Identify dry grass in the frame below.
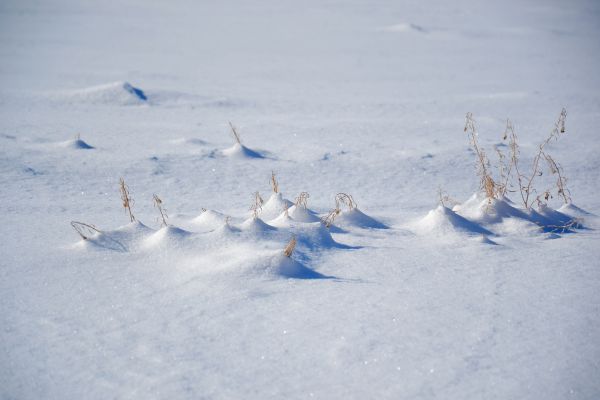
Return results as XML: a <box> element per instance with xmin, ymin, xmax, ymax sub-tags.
<box><xmin>153</xmin><ymin>194</ymin><xmax>169</xmax><ymax>227</ymax></box>
<box><xmin>465</xmin><ymin>113</ymin><xmax>496</xmax><ymax>199</ymax></box>
<box><xmin>70</xmin><ymin>221</ymin><xmax>101</xmax><ymax>240</ymax></box>
<box><xmin>295</xmin><ymin>192</ymin><xmax>310</xmax><ymax>208</ymax></box>
<box><xmin>119</xmin><ymin>177</ymin><xmax>135</xmax><ymax>222</ymax></box>
<box><xmin>283</xmin><ymin>235</ymin><xmax>297</xmax><ymax>257</ymax></box>
<box><xmin>466</xmin><ymin>109</ymin><xmax>570</xmax><ymax>209</ymax></box>
<box><xmin>250</xmin><ymin>191</ymin><xmax>264</xmax><ymax>219</ymax></box>
<box><xmin>270</xmin><ymin>171</ymin><xmax>279</xmax><ymax>193</ymax></box>
<box><xmin>321</xmin><ymin>193</ymin><xmax>356</xmax><ymax>227</ymax></box>
<box><xmin>508</xmin><ymin>108</ymin><xmax>569</xmax><ymax>209</ymax></box>
<box><xmin>228</xmin><ymin>121</ymin><xmax>241</xmax><ymax>144</ymax></box>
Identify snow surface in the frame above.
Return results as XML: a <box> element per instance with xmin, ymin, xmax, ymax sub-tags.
<box><xmin>1</xmin><ymin>0</ymin><xmax>600</xmax><ymax>399</ymax></box>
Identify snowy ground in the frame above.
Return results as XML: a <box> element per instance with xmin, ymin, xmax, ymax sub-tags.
<box><xmin>1</xmin><ymin>0</ymin><xmax>600</xmax><ymax>399</ymax></box>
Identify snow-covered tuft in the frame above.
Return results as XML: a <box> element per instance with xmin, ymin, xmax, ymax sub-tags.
<box><xmin>59</xmin><ymin>138</ymin><xmax>95</xmax><ymax>149</ymax></box>
<box><xmin>222</xmin><ymin>142</ymin><xmax>265</xmax><ymax>159</ymax></box>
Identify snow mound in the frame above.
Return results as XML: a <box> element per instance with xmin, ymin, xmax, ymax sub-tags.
<box><xmin>81</xmin><ymin>221</ymin><xmax>153</xmax><ymax>252</ymax></box>
<box><xmin>261</xmin><ymin>193</ymin><xmax>293</xmax><ymax>221</ymax></box>
<box><xmin>170</xmin><ymin>137</ymin><xmax>207</xmax><ymax>146</ymax></box>
<box><xmin>288</xmin><ymin>205</ymin><xmax>321</xmax><ymax>223</ymax></box>
<box><xmin>379</xmin><ymin>22</ymin><xmax>428</xmax><ymax>33</ymax></box>
<box><xmin>557</xmin><ymin>203</ymin><xmax>594</xmax><ymax>218</ymax></box>
<box><xmin>209</xmin><ymin>222</ymin><xmax>241</xmax><ymax>238</ymax></box>
<box><xmin>293</xmin><ymin>222</ymin><xmax>351</xmax><ymax>250</ymax></box>
<box><xmin>60</xmin><ymin>81</ymin><xmax>147</xmax><ymax>105</ymax></box>
<box><xmin>453</xmin><ymin>194</ymin><xmax>529</xmax><ymax>225</ymax></box>
<box><xmin>142</xmin><ymin>226</ymin><xmax>192</xmax><ymax>249</ymax></box>
<box><xmin>261</xmin><ymin>253</ymin><xmax>330</xmax><ymax>279</ymax></box>
<box><xmin>240</xmin><ymin>217</ymin><xmax>277</xmax><ymax>233</ymax></box>
<box><xmin>333</xmin><ymin>208</ymin><xmax>388</xmax><ymax>229</ymax></box>
<box><xmin>269</xmin><ymin>211</ymin><xmax>294</xmax><ymax>228</ymax></box>
<box><xmin>190</xmin><ymin>209</ymin><xmax>228</xmax><ymax>231</ymax></box>
<box><xmin>222</xmin><ymin>142</ymin><xmax>265</xmax><ymax>159</ymax></box>
<box><xmin>454</xmin><ymin>193</ymin><xmax>581</xmax><ymax>233</ymax></box>
<box><xmin>414</xmin><ymin>205</ymin><xmax>494</xmax><ymax>236</ymax></box>
<box><xmin>59</xmin><ymin>138</ymin><xmax>94</xmax><ymax>149</ymax></box>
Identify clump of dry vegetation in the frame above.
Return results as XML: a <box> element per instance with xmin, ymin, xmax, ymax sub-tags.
<box><xmin>119</xmin><ymin>177</ymin><xmax>136</xmax><ymax>222</ymax></box>
<box><xmin>321</xmin><ymin>193</ymin><xmax>356</xmax><ymax>228</ymax></box>
<box><xmin>465</xmin><ymin>109</ymin><xmax>571</xmax><ymax>210</ymax></box>
<box><xmin>283</xmin><ymin>235</ymin><xmax>297</xmax><ymax>257</ymax></box>
<box><xmin>295</xmin><ymin>192</ymin><xmax>310</xmax><ymax>208</ymax></box>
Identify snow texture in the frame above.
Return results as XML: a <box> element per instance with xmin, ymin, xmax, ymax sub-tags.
<box><xmin>1</xmin><ymin>0</ymin><xmax>600</xmax><ymax>399</ymax></box>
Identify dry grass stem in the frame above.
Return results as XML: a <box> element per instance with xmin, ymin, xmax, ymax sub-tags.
<box><xmin>283</xmin><ymin>235</ymin><xmax>297</xmax><ymax>257</ymax></box>
<box><xmin>228</xmin><ymin>121</ymin><xmax>241</xmax><ymax>144</ymax></box>
<box><xmin>119</xmin><ymin>177</ymin><xmax>135</xmax><ymax>222</ymax></box>
<box><xmin>153</xmin><ymin>194</ymin><xmax>169</xmax><ymax>227</ymax></box>
<box><xmin>70</xmin><ymin>221</ymin><xmax>101</xmax><ymax>240</ymax></box>
<box><xmin>465</xmin><ymin>113</ymin><xmax>496</xmax><ymax>199</ymax></box>
<box><xmin>250</xmin><ymin>191</ymin><xmax>263</xmax><ymax>219</ymax></box>
<box><xmin>270</xmin><ymin>171</ymin><xmax>279</xmax><ymax>193</ymax></box>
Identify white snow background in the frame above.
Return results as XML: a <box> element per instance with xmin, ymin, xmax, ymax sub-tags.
<box><xmin>1</xmin><ymin>0</ymin><xmax>600</xmax><ymax>399</ymax></box>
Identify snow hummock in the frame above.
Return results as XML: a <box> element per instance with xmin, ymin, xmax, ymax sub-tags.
<box><xmin>58</xmin><ymin>81</ymin><xmax>148</xmax><ymax>105</ymax></box>
<box><xmin>261</xmin><ymin>252</ymin><xmax>330</xmax><ymax>279</ymax></box>
<box><xmin>190</xmin><ymin>209</ymin><xmax>228</xmax><ymax>231</ymax></box>
<box><xmin>261</xmin><ymin>192</ymin><xmax>293</xmax><ymax>221</ymax></box>
<box><xmin>453</xmin><ymin>193</ymin><xmax>582</xmax><ymax>233</ymax></box>
<box><xmin>333</xmin><ymin>208</ymin><xmax>388</xmax><ymax>229</ymax></box>
<box><xmin>222</xmin><ymin>142</ymin><xmax>265</xmax><ymax>159</ymax></box>
<box><xmin>59</xmin><ymin>137</ymin><xmax>95</xmax><ymax>149</ymax></box>
<box><xmin>240</xmin><ymin>217</ymin><xmax>277</xmax><ymax>233</ymax></box>
<box><xmin>413</xmin><ymin>205</ymin><xmax>494</xmax><ymax>236</ymax></box>
<box><xmin>287</xmin><ymin>205</ymin><xmax>321</xmax><ymax>223</ymax></box>
<box><xmin>558</xmin><ymin>202</ymin><xmax>595</xmax><ymax>219</ymax></box>
<box><xmin>79</xmin><ymin>221</ymin><xmax>153</xmax><ymax>252</ymax></box>
<box><xmin>142</xmin><ymin>226</ymin><xmax>192</xmax><ymax>249</ymax></box>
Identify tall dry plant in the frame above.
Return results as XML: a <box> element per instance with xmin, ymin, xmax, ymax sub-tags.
<box><xmin>465</xmin><ymin>113</ymin><xmax>496</xmax><ymax>199</ymax></box>
<box><xmin>119</xmin><ymin>177</ymin><xmax>135</xmax><ymax>222</ymax></box>
<box><xmin>509</xmin><ymin>108</ymin><xmax>569</xmax><ymax>209</ymax></box>
<box><xmin>153</xmin><ymin>194</ymin><xmax>169</xmax><ymax>227</ymax></box>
